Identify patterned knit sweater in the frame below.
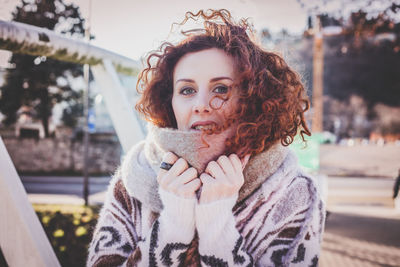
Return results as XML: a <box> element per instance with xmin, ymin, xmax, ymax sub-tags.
<box><xmin>87</xmin><ymin>126</ymin><xmax>325</xmax><ymax>266</ymax></box>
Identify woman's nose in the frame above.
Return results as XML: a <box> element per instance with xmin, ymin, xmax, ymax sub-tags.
<box><xmin>193</xmin><ymin>94</ymin><xmax>211</xmax><ymax>113</ymax></box>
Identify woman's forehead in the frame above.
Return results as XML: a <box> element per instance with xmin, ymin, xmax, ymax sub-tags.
<box><xmin>173</xmin><ymin>48</ymin><xmax>235</xmax><ymax>82</ymax></box>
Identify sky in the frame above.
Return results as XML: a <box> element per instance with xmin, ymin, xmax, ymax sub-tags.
<box><xmin>0</xmin><ymin>0</ymin><xmax>308</xmax><ymax>61</ymax></box>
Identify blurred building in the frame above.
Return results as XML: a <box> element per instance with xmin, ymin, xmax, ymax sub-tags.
<box><xmin>15</xmin><ymin>105</ymin><xmax>56</xmax><ymax>139</ymax></box>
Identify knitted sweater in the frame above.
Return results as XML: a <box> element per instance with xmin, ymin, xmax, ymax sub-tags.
<box><xmin>87</xmin><ymin>126</ymin><xmax>325</xmax><ymax>266</ymax></box>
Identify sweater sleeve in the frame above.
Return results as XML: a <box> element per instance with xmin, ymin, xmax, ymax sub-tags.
<box><xmin>195</xmin><ymin>176</ymin><xmax>325</xmax><ymax>267</ymax></box>
<box><xmin>87</xmin><ymin>176</ymin><xmax>197</xmax><ymax>267</ymax></box>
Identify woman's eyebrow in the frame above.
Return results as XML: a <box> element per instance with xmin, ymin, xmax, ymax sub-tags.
<box><xmin>175</xmin><ymin>78</ymin><xmax>194</xmax><ymax>85</ymax></box>
<box><xmin>210</xmin><ymin>76</ymin><xmax>233</xmax><ymax>82</ymax></box>
<box><xmin>175</xmin><ymin>76</ymin><xmax>233</xmax><ymax>85</ymax></box>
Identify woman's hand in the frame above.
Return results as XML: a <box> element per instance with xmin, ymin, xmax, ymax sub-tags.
<box><xmin>199</xmin><ymin>154</ymin><xmax>250</xmax><ymax>204</ymax></box>
<box><xmin>157</xmin><ymin>152</ymin><xmax>202</xmax><ymax>199</ymax></box>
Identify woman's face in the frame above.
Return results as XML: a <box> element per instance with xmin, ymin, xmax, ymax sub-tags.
<box><xmin>172</xmin><ymin>48</ymin><xmax>237</xmax><ymax>131</ymax></box>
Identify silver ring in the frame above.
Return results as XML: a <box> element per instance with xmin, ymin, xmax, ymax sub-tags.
<box><xmin>160</xmin><ymin>162</ymin><xmax>173</xmax><ymax>170</ymax></box>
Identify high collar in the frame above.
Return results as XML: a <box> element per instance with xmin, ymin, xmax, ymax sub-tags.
<box><xmin>144</xmin><ymin>124</ymin><xmax>234</xmax><ymax>173</ymax></box>
<box><xmin>121</xmin><ymin>124</ymin><xmax>289</xmax><ymax>213</ymax></box>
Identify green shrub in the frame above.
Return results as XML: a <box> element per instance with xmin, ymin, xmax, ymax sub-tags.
<box><xmin>34</xmin><ymin>204</ymin><xmax>100</xmax><ymax>267</ymax></box>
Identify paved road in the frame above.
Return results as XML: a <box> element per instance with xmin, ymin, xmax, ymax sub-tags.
<box><xmin>320</xmin><ymin>176</ymin><xmax>400</xmax><ymax>267</ymax></box>
<box><xmin>326</xmin><ymin>176</ymin><xmax>396</xmax><ymax>216</ymax></box>
<box><xmin>22</xmin><ymin>175</ymin><xmax>400</xmax><ymax>266</ymax></box>
<box><xmin>21</xmin><ymin>176</ymin><xmax>110</xmax><ymax>195</ymax></box>
<box><xmin>21</xmin><ymin>176</ymin><xmax>110</xmax><ymax>205</ymax></box>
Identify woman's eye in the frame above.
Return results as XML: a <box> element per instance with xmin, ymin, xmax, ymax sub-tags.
<box><xmin>180</xmin><ymin>87</ymin><xmax>196</xmax><ymax>95</ymax></box>
<box><xmin>214</xmin><ymin>85</ymin><xmax>228</xmax><ymax>94</ymax></box>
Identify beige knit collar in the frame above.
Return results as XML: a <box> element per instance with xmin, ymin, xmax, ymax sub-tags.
<box><xmin>121</xmin><ymin>125</ymin><xmax>289</xmax><ymax>213</ymax></box>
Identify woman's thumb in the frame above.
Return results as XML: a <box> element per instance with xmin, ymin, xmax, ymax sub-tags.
<box><xmin>241</xmin><ymin>154</ymin><xmax>251</xmax><ymax>170</ymax></box>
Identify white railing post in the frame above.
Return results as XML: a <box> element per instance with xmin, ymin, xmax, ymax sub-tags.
<box><xmin>91</xmin><ymin>59</ymin><xmax>145</xmax><ymax>152</ymax></box>
<box><xmin>0</xmin><ymin>137</ymin><xmax>61</xmax><ymax>267</ymax></box>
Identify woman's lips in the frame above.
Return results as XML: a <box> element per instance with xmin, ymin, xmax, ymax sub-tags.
<box><xmin>191</xmin><ymin>121</ymin><xmax>217</xmax><ymax>130</ymax></box>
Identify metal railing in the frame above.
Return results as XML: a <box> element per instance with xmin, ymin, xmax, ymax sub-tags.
<box><xmin>0</xmin><ymin>19</ymin><xmax>146</xmax><ymax>266</ymax></box>
<box><xmin>0</xmin><ymin>19</ymin><xmax>146</xmax><ymax>150</ymax></box>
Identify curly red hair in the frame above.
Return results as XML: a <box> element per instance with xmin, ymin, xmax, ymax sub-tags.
<box><xmin>136</xmin><ymin>9</ymin><xmax>311</xmax><ymax>157</ymax></box>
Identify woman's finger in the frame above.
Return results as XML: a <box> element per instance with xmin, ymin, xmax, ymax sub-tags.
<box><xmin>229</xmin><ymin>154</ymin><xmax>243</xmax><ymax>174</ymax></box>
<box><xmin>217</xmin><ymin>155</ymin><xmax>235</xmax><ymax>176</ymax></box>
<box><xmin>200</xmin><ymin>172</ymin><xmax>215</xmax><ymax>185</ymax></box>
<box><xmin>181</xmin><ymin>178</ymin><xmax>202</xmax><ymax>198</ymax></box>
<box><xmin>169</xmin><ymin>158</ymin><xmax>189</xmax><ymax>176</ymax></box>
<box><xmin>162</xmin><ymin>158</ymin><xmax>189</xmax><ymax>186</ymax></box>
<box><xmin>205</xmin><ymin>160</ymin><xmax>225</xmax><ymax>181</ymax></box>
<box><xmin>157</xmin><ymin>152</ymin><xmax>179</xmax><ymax>183</ymax></box>
<box><xmin>171</xmin><ymin>167</ymin><xmax>198</xmax><ymax>187</ymax></box>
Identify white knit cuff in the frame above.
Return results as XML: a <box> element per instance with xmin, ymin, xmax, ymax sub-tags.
<box><xmin>195</xmin><ymin>195</ymin><xmax>238</xmax><ymax>246</ymax></box>
<box><xmin>159</xmin><ymin>188</ymin><xmax>196</xmax><ymax>238</ymax></box>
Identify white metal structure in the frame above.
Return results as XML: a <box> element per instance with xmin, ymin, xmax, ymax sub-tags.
<box><xmin>0</xmin><ymin>19</ymin><xmax>146</xmax><ymax>151</ymax></box>
<box><xmin>0</xmin><ymin>19</ymin><xmax>146</xmax><ymax>266</ymax></box>
<box><xmin>0</xmin><ymin>137</ymin><xmax>61</xmax><ymax>267</ymax></box>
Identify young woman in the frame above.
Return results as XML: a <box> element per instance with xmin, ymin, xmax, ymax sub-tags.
<box><xmin>87</xmin><ymin>9</ymin><xmax>325</xmax><ymax>266</ymax></box>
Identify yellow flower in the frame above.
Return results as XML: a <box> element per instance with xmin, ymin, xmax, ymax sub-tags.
<box><xmin>53</xmin><ymin>229</ymin><xmax>64</xmax><ymax>238</ymax></box>
<box><xmin>75</xmin><ymin>226</ymin><xmax>87</xmax><ymax>236</ymax></box>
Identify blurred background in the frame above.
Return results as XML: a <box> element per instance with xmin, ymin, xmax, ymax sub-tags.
<box><xmin>0</xmin><ymin>0</ymin><xmax>399</xmax><ymax>266</ymax></box>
